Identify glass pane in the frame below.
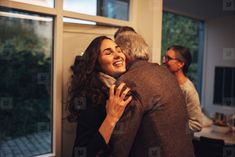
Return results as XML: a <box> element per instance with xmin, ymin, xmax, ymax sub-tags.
<box><xmin>213</xmin><ymin>67</ymin><xmax>235</xmax><ymax>107</ymax></box>
<box><xmin>10</xmin><ymin>0</ymin><xmax>54</xmax><ymax>8</ymax></box>
<box><xmin>63</xmin><ymin>17</ymin><xmax>96</xmax><ymax>25</ymax></box>
<box><xmin>0</xmin><ymin>9</ymin><xmax>53</xmax><ymax>157</ymax></box>
<box><xmin>64</xmin><ymin>0</ymin><xmax>130</xmax><ymax>21</ymax></box>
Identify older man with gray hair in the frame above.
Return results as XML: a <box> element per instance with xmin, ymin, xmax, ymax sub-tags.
<box><xmin>115</xmin><ymin>31</ymin><xmax>149</xmax><ymax>62</ymax></box>
<box><xmin>109</xmin><ymin>30</ymin><xmax>195</xmax><ymax>157</ymax></box>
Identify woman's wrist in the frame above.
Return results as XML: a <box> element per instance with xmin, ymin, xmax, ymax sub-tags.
<box><xmin>106</xmin><ymin>114</ymin><xmax>119</xmax><ymax>127</ymax></box>
<box><xmin>99</xmin><ymin>114</ymin><xmax>118</xmax><ymax>144</ymax></box>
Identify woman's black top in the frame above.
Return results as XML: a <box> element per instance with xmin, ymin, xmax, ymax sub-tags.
<box><xmin>72</xmin><ymin>105</ymin><xmax>112</xmax><ymax>157</ymax></box>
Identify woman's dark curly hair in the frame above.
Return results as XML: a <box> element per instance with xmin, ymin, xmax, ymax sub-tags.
<box><xmin>67</xmin><ymin>36</ymin><xmax>112</xmax><ymax>122</ymax></box>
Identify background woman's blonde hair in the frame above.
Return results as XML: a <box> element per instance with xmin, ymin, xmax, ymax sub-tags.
<box><xmin>115</xmin><ymin>31</ymin><xmax>150</xmax><ymax>61</ymax></box>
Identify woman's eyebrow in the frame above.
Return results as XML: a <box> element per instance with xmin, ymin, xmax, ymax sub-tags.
<box><xmin>102</xmin><ymin>47</ymin><xmax>112</xmax><ymax>52</ymax></box>
<box><xmin>102</xmin><ymin>45</ymin><xmax>119</xmax><ymax>52</ymax></box>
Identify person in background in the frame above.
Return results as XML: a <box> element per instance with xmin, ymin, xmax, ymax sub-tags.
<box><xmin>163</xmin><ymin>45</ymin><xmax>203</xmax><ymax>133</ymax></box>
<box><xmin>110</xmin><ymin>30</ymin><xmax>195</xmax><ymax>157</ymax></box>
<box><xmin>67</xmin><ymin>36</ymin><xmax>132</xmax><ymax>157</ymax></box>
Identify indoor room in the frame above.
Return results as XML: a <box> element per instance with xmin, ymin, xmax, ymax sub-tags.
<box><xmin>0</xmin><ymin>0</ymin><xmax>234</xmax><ymax>157</ymax></box>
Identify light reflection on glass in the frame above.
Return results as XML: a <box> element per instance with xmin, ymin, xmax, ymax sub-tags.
<box><xmin>10</xmin><ymin>0</ymin><xmax>54</xmax><ymax>8</ymax></box>
<box><xmin>63</xmin><ymin>17</ymin><xmax>96</xmax><ymax>25</ymax></box>
<box><xmin>63</xmin><ymin>0</ymin><xmax>130</xmax><ymax>21</ymax></box>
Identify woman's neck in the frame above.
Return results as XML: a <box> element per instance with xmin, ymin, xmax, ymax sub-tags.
<box><xmin>174</xmin><ymin>71</ymin><xmax>187</xmax><ymax>85</ymax></box>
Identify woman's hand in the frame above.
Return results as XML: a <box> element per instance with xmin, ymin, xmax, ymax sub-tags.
<box><xmin>99</xmin><ymin>83</ymin><xmax>132</xmax><ymax>144</ymax></box>
<box><xmin>106</xmin><ymin>83</ymin><xmax>132</xmax><ymax>123</ymax></box>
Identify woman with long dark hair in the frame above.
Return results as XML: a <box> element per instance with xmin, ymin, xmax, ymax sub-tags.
<box><xmin>67</xmin><ymin>36</ymin><xmax>132</xmax><ymax>157</ymax></box>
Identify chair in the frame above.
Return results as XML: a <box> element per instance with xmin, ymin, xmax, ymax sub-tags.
<box><xmin>192</xmin><ymin>138</ymin><xmax>201</xmax><ymax>157</ymax></box>
<box><xmin>199</xmin><ymin>136</ymin><xmax>225</xmax><ymax>157</ymax></box>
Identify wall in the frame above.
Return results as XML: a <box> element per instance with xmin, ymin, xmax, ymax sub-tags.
<box><xmin>164</xmin><ymin>0</ymin><xmax>235</xmax><ymax>20</ymax></box>
<box><xmin>202</xmin><ymin>15</ymin><xmax>235</xmax><ymax>116</ymax></box>
<box><xmin>132</xmin><ymin>0</ymin><xmax>163</xmax><ymax>63</ymax></box>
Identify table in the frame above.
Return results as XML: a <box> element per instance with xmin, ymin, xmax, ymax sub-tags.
<box><xmin>194</xmin><ymin>126</ymin><xmax>235</xmax><ymax>145</ymax></box>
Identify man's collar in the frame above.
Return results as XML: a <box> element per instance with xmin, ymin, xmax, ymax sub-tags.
<box><xmin>126</xmin><ymin>59</ymin><xmax>147</xmax><ymax>70</ymax></box>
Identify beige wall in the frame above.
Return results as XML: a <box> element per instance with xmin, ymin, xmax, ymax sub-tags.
<box><xmin>132</xmin><ymin>0</ymin><xmax>163</xmax><ymax>63</ymax></box>
<box><xmin>202</xmin><ymin>15</ymin><xmax>235</xmax><ymax>116</ymax></box>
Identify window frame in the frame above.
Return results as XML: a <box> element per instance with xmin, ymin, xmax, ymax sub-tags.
<box><xmin>0</xmin><ymin>0</ymin><xmax>133</xmax><ymax>156</ymax></box>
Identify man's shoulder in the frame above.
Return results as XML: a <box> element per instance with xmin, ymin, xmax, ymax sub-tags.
<box><xmin>118</xmin><ymin>61</ymin><xmax>172</xmax><ymax>80</ymax></box>
<box><xmin>126</xmin><ymin>60</ymin><xmax>164</xmax><ymax>73</ymax></box>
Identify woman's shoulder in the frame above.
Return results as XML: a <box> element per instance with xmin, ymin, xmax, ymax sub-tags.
<box><xmin>181</xmin><ymin>78</ymin><xmax>195</xmax><ymax>89</ymax></box>
<box><xmin>181</xmin><ymin>78</ymin><xmax>201</xmax><ymax>101</ymax></box>
<box><xmin>180</xmin><ymin>78</ymin><xmax>198</xmax><ymax>95</ymax></box>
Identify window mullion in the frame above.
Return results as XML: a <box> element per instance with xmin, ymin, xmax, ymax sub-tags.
<box><xmin>53</xmin><ymin>0</ymin><xmax>63</xmax><ymax>157</ymax></box>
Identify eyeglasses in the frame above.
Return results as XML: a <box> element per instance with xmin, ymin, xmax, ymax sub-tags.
<box><xmin>163</xmin><ymin>55</ymin><xmax>181</xmax><ymax>62</ymax></box>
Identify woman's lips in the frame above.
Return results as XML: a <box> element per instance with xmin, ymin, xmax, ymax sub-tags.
<box><xmin>113</xmin><ymin>60</ymin><xmax>124</xmax><ymax>67</ymax></box>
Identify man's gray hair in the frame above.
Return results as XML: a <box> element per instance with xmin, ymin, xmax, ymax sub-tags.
<box><xmin>115</xmin><ymin>31</ymin><xmax>150</xmax><ymax>61</ymax></box>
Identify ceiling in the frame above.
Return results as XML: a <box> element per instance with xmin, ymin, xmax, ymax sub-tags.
<box><xmin>163</xmin><ymin>0</ymin><xmax>235</xmax><ymax>20</ymax></box>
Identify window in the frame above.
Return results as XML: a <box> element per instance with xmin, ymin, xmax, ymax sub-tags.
<box><xmin>0</xmin><ymin>9</ymin><xmax>53</xmax><ymax>156</ymax></box>
<box><xmin>161</xmin><ymin>11</ymin><xmax>204</xmax><ymax>96</ymax></box>
<box><xmin>64</xmin><ymin>0</ymin><xmax>130</xmax><ymax>21</ymax></box>
<box><xmin>213</xmin><ymin>67</ymin><xmax>235</xmax><ymax>107</ymax></box>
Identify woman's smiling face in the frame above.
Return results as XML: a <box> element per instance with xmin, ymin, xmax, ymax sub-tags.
<box><xmin>98</xmin><ymin>39</ymin><xmax>126</xmax><ymax>78</ymax></box>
